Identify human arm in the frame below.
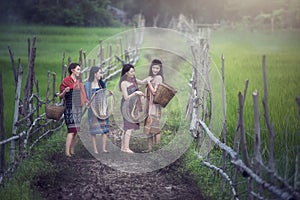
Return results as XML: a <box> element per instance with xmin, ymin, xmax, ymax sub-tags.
<box><xmin>147</xmin><ymin>75</ymin><xmax>162</xmax><ymax>95</ymax></box>
<box><xmin>121</xmin><ymin>81</ymin><xmax>143</xmax><ymax>101</ymax></box>
<box><xmin>136</xmin><ymin>76</ymin><xmax>153</xmax><ymax>85</ymax></box>
<box><xmin>80</xmin><ymin>83</ymin><xmax>89</xmax><ymax>106</ymax></box>
<box><xmin>59</xmin><ymin>85</ymin><xmax>70</xmax><ymax>99</ymax></box>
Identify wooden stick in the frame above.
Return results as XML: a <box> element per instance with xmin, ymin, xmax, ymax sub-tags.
<box><xmin>8</xmin><ymin>46</ymin><xmax>17</xmax><ymax>88</ymax></box>
<box><xmin>0</xmin><ymin>72</ymin><xmax>5</xmax><ymax>174</ymax></box>
<box><xmin>11</xmin><ymin>62</ymin><xmax>23</xmax><ymax>164</ymax></box>
<box><xmin>262</xmin><ymin>55</ymin><xmax>275</xmax><ymax>171</ymax></box>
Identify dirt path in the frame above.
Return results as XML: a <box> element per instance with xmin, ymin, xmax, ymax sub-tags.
<box><xmin>33</xmin><ymin>145</ymin><xmax>205</xmax><ymax>200</ymax></box>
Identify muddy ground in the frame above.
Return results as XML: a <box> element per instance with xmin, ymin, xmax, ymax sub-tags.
<box><xmin>33</xmin><ymin>144</ymin><xmax>206</xmax><ymax>200</ymax></box>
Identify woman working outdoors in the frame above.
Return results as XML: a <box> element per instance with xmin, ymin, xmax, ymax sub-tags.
<box><xmin>144</xmin><ymin>59</ymin><xmax>164</xmax><ymax>151</ymax></box>
<box><xmin>119</xmin><ymin>64</ymin><xmax>151</xmax><ymax>153</ymax></box>
<box><xmin>84</xmin><ymin>66</ymin><xmax>111</xmax><ymax>154</ymax></box>
<box><xmin>59</xmin><ymin>63</ymin><xmax>88</xmax><ymax>157</ymax></box>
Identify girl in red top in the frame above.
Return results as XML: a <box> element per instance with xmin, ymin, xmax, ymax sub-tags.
<box><xmin>59</xmin><ymin>63</ymin><xmax>88</xmax><ymax>157</ymax></box>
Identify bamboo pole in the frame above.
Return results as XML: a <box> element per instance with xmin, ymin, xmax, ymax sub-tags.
<box><xmin>199</xmin><ymin>119</ymin><xmax>296</xmax><ymax>199</ymax></box>
<box><xmin>79</xmin><ymin>48</ymin><xmax>82</xmax><ymax>66</ymax></box>
<box><xmin>46</xmin><ymin>71</ymin><xmax>51</xmax><ymax>103</ymax></box>
<box><xmin>11</xmin><ymin>62</ymin><xmax>23</xmax><ymax>164</ymax></box>
<box><xmin>83</xmin><ymin>51</ymin><xmax>86</xmax><ymax>68</ymax></box>
<box><xmin>221</xmin><ymin>53</ymin><xmax>227</xmax><ymax>169</ymax></box>
<box><xmin>0</xmin><ymin>72</ymin><xmax>5</xmax><ymax>173</ymax></box>
<box><xmin>238</xmin><ymin>92</ymin><xmax>250</xmax><ymax>168</ymax></box>
<box><xmin>61</xmin><ymin>53</ymin><xmax>65</xmax><ymax>83</ymax></box>
<box><xmin>99</xmin><ymin>40</ymin><xmax>103</xmax><ymax>66</ymax></box>
<box><xmin>24</xmin><ymin>36</ymin><xmax>37</xmax><ymax>117</ymax></box>
<box><xmin>262</xmin><ymin>55</ymin><xmax>275</xmax><ymax>171</ymax></box>
<box><xmin>52</xmin><ymin>72</ymin><xmax>56</xmax><ymax>102</ymax></box>
<box><xmin>253</xmin><ymin>90</ymin><xmax>262</xmax><ymax>195</ymax></box>
<box><xmin>8</xmin><ymin>46</ymin><xmax>17</xmax><ymax>88</ymax></box>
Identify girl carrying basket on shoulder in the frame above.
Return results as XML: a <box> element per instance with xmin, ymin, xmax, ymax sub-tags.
<box><xmin>144</xmin><ymin>59</ymin><xmax>164</xmax><ymax>151</ymax></box>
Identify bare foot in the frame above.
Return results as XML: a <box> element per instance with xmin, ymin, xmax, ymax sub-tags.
<box><xmin>65</xmin><ymin>153</ymin><xmax>71</xmax><ymax>157</ymax></box>
<box><xmin>94</xmin><ymin>151</ymin><xmax>99</xmax><ymax>154</ymax></box>
<box><xmin>103</xmin><ymin>150</ymin><xmax>109</xmax><ymax>153</ymax></box>
<box><xmin>70</xmin><ymin>149</ymin><xmax>75</xmax><ymax>155</ymax></box>
<box><xmin>122</xmin><ymin>148</ymin><xmax>134</xmax><ymax>153</ymax></box>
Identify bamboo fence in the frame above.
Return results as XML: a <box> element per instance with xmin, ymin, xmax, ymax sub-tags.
<box><xmin>0</xmin><ymin>14</ymin><xmax>299</xmax><ymax>200</ymax></box>
<box><xmin>174</xmin><ymin>15</ymin><xmax>300</xmax><ymax>200</ymax></box>
<box><xmin>0</xmin><ymin>23</ymin><xmax>143</xmax><ymax>185</ymax></box>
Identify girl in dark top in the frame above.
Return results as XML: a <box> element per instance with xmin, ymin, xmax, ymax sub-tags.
<box><xmin>119</xmin><ymin>64</ymin><xmax>151</xmax><ymax>153</ymax></box>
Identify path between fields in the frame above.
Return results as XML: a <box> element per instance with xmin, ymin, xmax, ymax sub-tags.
<box><xmin>33</xmin><ymin>144</ymin><xmax>206</xmax><ymax>200</ymax></box>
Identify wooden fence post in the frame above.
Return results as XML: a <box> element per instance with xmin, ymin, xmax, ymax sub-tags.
<box><xmin>79</xmin><ymin>48</ymin><xmax>83</xmax><ymax>66</ymax></box>
<box><xmin>253</xmin><ymin>89</ymin><xmax>263</xmax><ymax>195</ymax></box>
<box><xmin>24</xmin><ymin>36</ymin><xmax>37</xmax><ymax>118</ymax></box>
<box><xmin>11</xmin><ymin>62</ymin><xmax>23</xmax><ymax>164</ymax></box>
<box><xmin>262</xmin><ymin>55</ymin><xmax>275</xmax><ymax>171</ymax></box>
<box><xmin>61</xmin><ymin>53</ymin><xmax>65</xmax><ymax>83</ymax></box>
<box><xmin>0</xmin><ymin>72</ymin><xmax>5</xmax><ymax>173</ymax></box>
<box><xmin>83</xmin><ymin>51</ymin><xmax>87</xmax><ymax>68</ymax></box>
<box><xmin>8</xmin><ymin>46</ymin><xmax>17</xmax><ymax>88</ymax></box>
<box><xmin>221</xmin><ymin>54</ymin><xmax>227</xmax><ymax>171</ymax></box>
<box><xmin>99</xmin><ymin>40</ymin><xmax>103</xmax><ymax>66</ymax></box>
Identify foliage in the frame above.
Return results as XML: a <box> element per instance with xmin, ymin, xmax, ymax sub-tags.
<box><xmin>0</xmin><ymin>25</ymin><xmax>299</xmax><ymax>198</ymax></box>
<box><xmin>182</xmin><ymin>144</ymin><xmax>232</xmax><ymax>200</ymax></box>
<box><xmin>0</xmin><ymin>0</ymin><xmax>117</xmax><ymax>26</ymax></box>
<box><xmin>210</xmin><ymin>29</ymin><xmax>300</xmax><ymax>182</ymax></box>
<box><xmin>0</xmin><ymin>25</ymin><xmax>128</xmax><ymax>138</ymax></box>
<box><xmin>1</xmin><ymin>0</ymin><xmax>299</xmax><ymax>29</ymax></box>
<box><xmin>0</xmin><ymin>129</ymin><xmax>66</xmax><ymax>200</ymax></box>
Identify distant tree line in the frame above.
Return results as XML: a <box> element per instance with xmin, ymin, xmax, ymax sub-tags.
<box><xmin>0</xmin><ymin>0</ymin><xmax>299</xmax><ymax>29</ymax></box>
<box><xmin>0</xmin><ymin>0</ymin><xmax>119</xmax><ymax>26</ymax></box>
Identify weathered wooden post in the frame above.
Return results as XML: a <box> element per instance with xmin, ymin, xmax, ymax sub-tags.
<box><xmin>253</xmin><ymin>89</ymin><xmax>263</xmax><ymax>195</ymax></box>
<box><xmin>262</xmin><ymin>55</ymin><xmax>275</xmax><ymax>171</ymax></box>
<box><xmin>24</xmin><ymin>36</ymin><xmax>37</xmax><ymax>119</ymax></box>
<box><xmin>0</xmin><ymin>72</ymin><xmax>5</xmax><ymax>174</ymax></box>
<box><xmin>11</xmin><ymin>62</ymin><xmax>23</xmax><ymax>164</ymax></box>
<box><xmin>79</xmin><ymin>48</ymin><xmax>83</xmax><ymax>66</ymax></box>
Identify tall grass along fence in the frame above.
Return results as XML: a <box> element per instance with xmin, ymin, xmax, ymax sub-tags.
<box><xmin>176</xmin><ymin>14</ymin><xmax>300</xmax><ymax>199</ymax></box>
<box><xmin>0</xmin><ymin>23</ymin><xmax>143</xmax><ymax>185</ymax></box>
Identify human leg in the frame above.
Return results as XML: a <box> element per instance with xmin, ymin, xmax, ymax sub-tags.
<box><xmin>148</xmin><ymin>136</ymin><xmax>153</xmax><ymax>151</ymax></box>
<box><xmin>122</xmin><ymin>130</ymin><xmax>133</xmax><ymax>153</ymax></box>
<box><xmin>102</xmin><ymin>134</ymin><xmax>108</xmax><ymax>152</ymax></box>
<box><xmin>91</xmin><ymin>135</ymin><xmax>98</xmax><ymax>154</ymax></box>
<box><xmin>155</xmin><ymin>133</ymin><xmax>161</xmax><ymax>145</ymax></box>
<box><xmin>121</xmin><ymin>131</ymin><xmax>125</xmax><ymax>151</ymax></box>
<box><xmin>65</xmin><ymin>132</ymin><xmax>74</xmax><ymax>156</ymax></box>
<box><xmin>70</xmin><ymin>133</ymin><xmax>77</xmax><ymax>155</ymax></box>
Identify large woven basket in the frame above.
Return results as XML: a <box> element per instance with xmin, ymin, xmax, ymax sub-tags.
<box><xmin>45</xmin><ymin>104</ymin><xmax>64</xmax><ymax>120</ymax></box>
<box><xmin>153</xmin><ymin>83</ymin><xmax>176</xmax><ymax>108</ymax></box>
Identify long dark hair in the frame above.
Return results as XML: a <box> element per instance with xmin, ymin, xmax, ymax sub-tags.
<box><xmin>148</xmin><ymin>59</ymin><xmax>164</xmax><ymax>81</ymax></box>
<box><xmin>119</xmin><ymin>63</ymin><xmax>135</xmax><ymax>91</ymax></box>
<box><xmin>88</xmin><ymin>66</ymin><xmax>105</xmax><ymax>88</ymax></box>
<box><xmin>68</xmin><ymin>63</ymin><xmax>80</xmax><ymax>75</ymax></box>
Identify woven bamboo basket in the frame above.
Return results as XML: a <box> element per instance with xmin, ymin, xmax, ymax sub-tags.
<box><xmin>153</xmin><ymin>83</ymin><xmax>176</xmax><ymax>108</ymax></box>
<box><xmin>45</xmin><ymin>104</ymin><xmax>64</xmax><ymax>120</ymax></box>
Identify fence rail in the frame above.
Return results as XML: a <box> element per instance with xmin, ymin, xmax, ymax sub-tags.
<box><xmin>0</xmin><ymin>14</ymin><xmax>299</xmax><ymax>200</ymax></box>
<box><xmin>0</xmin><ymin>23</ymin><xmax>143</xmax><ymax>185</ymax></box>
<box><xmin>176</xmin><ymin>14</ymin><xmax>300</xmax><ymax>199</ymax></box>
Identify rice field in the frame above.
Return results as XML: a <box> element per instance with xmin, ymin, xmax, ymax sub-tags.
<box><xmin>0</xmin><ymin>25</ymin><xmax>299</xmax><ymax>175</ymax></box>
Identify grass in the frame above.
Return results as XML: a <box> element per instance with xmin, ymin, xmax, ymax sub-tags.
<box><xmin>0</xmin><ymin>25</ymin><xmax>299</xmax><ymax>199</ymax></box>
<box><xmin>0</xmin><ymin>24</ymin><xmax>129</xmax><ymax>137</ymax></box>
<box><xmin>208</xmin><ymin>28</ymin><xmax>300</xmax><ymax>186</ymax></box>
<box><xmin>0</xmin><ymin>129</ymin><xmax>66</xmax><ymax>200</ymax></box>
